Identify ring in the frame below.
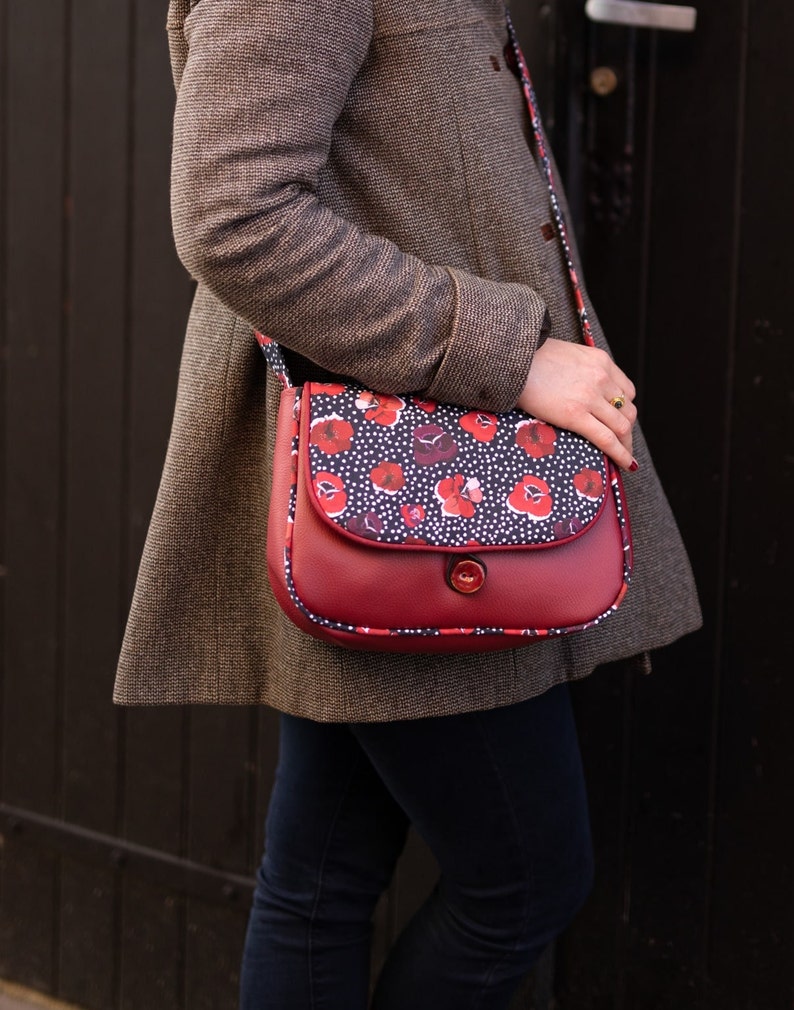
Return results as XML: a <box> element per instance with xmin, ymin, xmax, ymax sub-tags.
<box><xmin>609</xmin><ymin>394</ymin><xmax>626</xmax><ymax>410</ymax></box>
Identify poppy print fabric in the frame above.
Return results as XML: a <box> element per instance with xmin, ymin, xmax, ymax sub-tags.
<box><xmin>301</xmin><ymin>384</ymin><xmax>610</xmax><ymax>548</ymax></box>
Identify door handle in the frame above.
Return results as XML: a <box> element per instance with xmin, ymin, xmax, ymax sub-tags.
<box><xmin>585</xmin><ymin>0</ymin><xmax>697</xmax><ymax>32</ymax></box>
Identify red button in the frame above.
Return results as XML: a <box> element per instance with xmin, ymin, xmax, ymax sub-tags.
<box><xmin>448</xmin><ymin>557</ymin><xmax>486</xmax><ymax>594</ymax></box>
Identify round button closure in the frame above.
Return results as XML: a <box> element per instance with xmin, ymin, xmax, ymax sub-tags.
<box><xmin>448</xmin><ymin>557</ymin><xmax>487</xmax><ymax>594</ymax></box>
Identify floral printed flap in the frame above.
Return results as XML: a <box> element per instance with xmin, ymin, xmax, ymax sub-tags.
<box><xmin>300</xmin><ymin>383</ymin><xmax>611</xmax><ymax>549</ymax></box>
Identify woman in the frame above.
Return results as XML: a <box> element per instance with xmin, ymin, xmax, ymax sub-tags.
<box><xmin>116</xmin><ymin>0</ymin><xmax>701</xmax><ymax>1006</ymax></box>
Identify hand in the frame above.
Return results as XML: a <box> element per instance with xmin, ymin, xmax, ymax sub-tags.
<box><xmin>517</xmin><ymin>339</ymin><xmax>638</xmax><ymax>470</ymax></box>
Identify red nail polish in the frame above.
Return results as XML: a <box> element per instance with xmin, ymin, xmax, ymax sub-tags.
<box><xmin>629</xmin><ymin>459</ymin><xmax>639</xmax><ymax>472</ymax></box>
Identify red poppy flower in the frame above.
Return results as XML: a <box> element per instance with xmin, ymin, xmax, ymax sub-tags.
<box><xmin>400</xmin><ymin>504</ymin><xmax>426</xmax><ymax>528</ymax></box>
<box><xmin>460</xmin><ymin>411</ymin><xmax>498</xmax><ymax>442</ymax></box>
<box><xmin>310</xmin><ymin>414</ymin><xmax>354</xmax><ymax>454</ymax></box>
<box><xmin>403</xmin><ymin>536</ymin><xmax>427</xmax><ymax>545</ymax></box>
<box><xmin>435</xmin><ymin>474</ymin><xmax>483</xmax><ymax>518</ymax></box>
<box><xmin>313</xmin><ymin>383</ymin><xmax>345</xmax><ymax>395</ymax></box>
<box><xmin>313</xmin><ymin>471</ymin><xmax>347</xmax><ymax>517</ymax></box>
<box><xmin>355</xmin><ymin>390</ymin><xmax>406</xmax><ymax>427</ymax></box>
<box><xmin>515</xmin><ymin>420</ymin><xmax>557</xmax><ymax>458</ymax></box>
<box><xmin>507</xmin><ymin>475</ymin><xmax>553</xmax><ymax>520</ymax></box>
<box><xmin>573</xmin><ymin>468</ymin><xmax>604</xmax><ymax>502</ymax></box>
<box><xmin>553</xmin><ymin>517</ymin><xmax>583</xmax><ymax>539</ymax></box>
<box><xmin>413</xmin><ymin>424</ymin><xmax>458</xmax><ymax>466</ymax></box>
<box><xmin>346</xmin><ymin>512</ymin><xmax>384</xmax><ymax>539</ymax></box>
<box><xmin>411</xmin><ymin>396</ymin><xmax>437</xmax><ymax>413</ymax></box>
<box><xmin>370</xmin><ymin>461</ymin><xmax>405</xmax><ymax>495</ymax></box>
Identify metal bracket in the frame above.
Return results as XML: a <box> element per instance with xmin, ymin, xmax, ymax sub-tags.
<box><xmin>585</xmin><ymin>0</ymin><xmax>697</xmax><ymax>32</ymax></box>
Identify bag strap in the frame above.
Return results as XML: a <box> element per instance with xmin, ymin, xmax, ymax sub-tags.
<box><xmin>505</xmin><ymin>12</ymin><xmax>595</xmax><ymax>350</ymax></box>
<box><xmin>254</xmin><ymin>11</ymin><xmax>594</xmax><ymax>387</ymax></box>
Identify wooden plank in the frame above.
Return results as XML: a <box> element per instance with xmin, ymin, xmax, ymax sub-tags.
<box><xmin>561</xmin><ymin>0</ymin><xmax>794</xmax><ymax>1007</ymax></box>
<box><xmin>555</xmin><ymin>666</ymin><xmax>631</xmax><ymax>1009</ymax></box>
<box><xmin>119</xmin><ymin>878</ymin><xmax>184</xmax><ymax>1010</ymax></box>
<box><xmin>581</xmin><ymin>13</ymin><xmax>735</xmax><ymax>1010</ymax></box>
<box><xmin>184</xmin><ymin>707</ymin><xmax>258</xmax><ymax>1005</ymax></box>
<box><xmin>58</xmin><ymin>861</ymin><xmax>116</xmax><ymax>1010</ymax></box>
<box><xmin>125</xmin><ymin>0</ymin><xmax>192</xmax><ymax>530</ymax></box>
<box><xmin>118</xmin><ymin>712</ymin><xmax>186</xmax><ymax>1010</ymax></box>
<box><xmin>183</xmin><ymin>904</ymin><xmax>248</xmax><ymax>1010</ymax></box>
<box><xmin>188</xmin><ymin>708</ymin><xmax>259</xmax><ymax>875</ymax></box>
<box><xmin>3</xmin><ymin>0</ymin><xmax>66</xmax><ymax>814</ymax></box>
<box><xmin>123</xmin><ymin>710</ymin><xmax>186</xmax><ymax>856</ymax></box>
<box><xmin>0</xmin><ymin>841</ymin><xmax>58</xmax><ymax>993</ymax></box>
<box><xmin>578</xmin><ymin>23</ymin><xmax>653</xmax><ymax>384</ymax></box>
<box><xmin>553</xmin><ymin>20</ymin><xmax>660</xmax><ymax>1010</ymax></box>
<box><xmin>616</xmin><ymin>5</ymin><xmax>746</xmax><ymax>1005</ymax></box>
<box><xmin>60</xmin><ymin>0</ymin><xmax>128</xmax><ymax>833</ymax></box>
<box><xmin>57</xmin><ymin>0</ymin><xmax>131</xmax><ymax>1001</ymax></box>
<box><xmin>708</xmin><ymin>0</ymin><xmax>794</xmax><ymax>1004</ymax></box>
<box><xmin>118</xmin><ymin>1</ymin><xmax>195</xmax><ymax>1006</ymax></box>
<box><xmin>252</xmin><ymin>707</ymin><xmax>281</xmax><ymax>867</ymax></box>
<box><xmin>1</xmin><ymin>0</ymin><xmax>68</xmax><ymax>993</ymax></box>
<box><xmin>555</xmin><ymin>1</ymin><xmax>743</xmax><ymax>1004</ymax></box>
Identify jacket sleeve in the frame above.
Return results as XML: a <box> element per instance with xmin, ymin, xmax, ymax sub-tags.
<box><xmin>170</xmin><ymin>0</ymin><xmax>549</xmax><ymax>412</ymax></box>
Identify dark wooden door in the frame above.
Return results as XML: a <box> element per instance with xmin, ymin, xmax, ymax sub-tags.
<box><xmin>1</xmin><ymin>1</ymin><xmax>791</xmax><ymax>1009</ymax></box>
<box><xmin>513</xmin><ymin>1</ymin><xmax>793</xmax><ymax>1007</ymax></box>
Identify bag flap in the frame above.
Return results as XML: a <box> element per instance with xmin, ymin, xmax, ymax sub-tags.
<box><xmin>300</xmin><ymin>383</ymin><xmax>611</xmax><ymax>549</ymax></box>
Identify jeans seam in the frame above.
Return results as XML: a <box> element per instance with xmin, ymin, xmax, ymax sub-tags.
<box><xmin>307</xmin><ymin>746</ymin><xmax>364</xmax><ymax>1010</ymax></box>
<box><xmin>470</xmin><ymin>710</ymin><xmax>536</xmax><ymax>1006</ymax></box>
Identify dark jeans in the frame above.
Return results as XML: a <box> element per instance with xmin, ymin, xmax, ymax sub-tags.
<box><xmin>239</xmin><ymin>682</ymin><xmax>593</xmax><ymax>1010</ymax></box>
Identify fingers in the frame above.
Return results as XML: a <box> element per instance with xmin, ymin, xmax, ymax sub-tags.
<box><xmin>589</xmin><ymin>350</ymin><xmax>638</xmax><ymax>468</ymax></box>
<box><xmin>607</xmin><ymin>361</ymin><xmax>636</xmax><ymax>405</ymax></box>
<box><xmin>592</xmin><ymin>396</ymin><xmax>636</xmax><ymax>453</ymax></box>
<box><xmin>517</xmin><ymin>341</ymin><xmax>640</xmax><ymax>472</ymax></box>
<box><xmin>554</xmin><ymin>404</ymin><xmax>631</xmax><ymax>470</ymax></box>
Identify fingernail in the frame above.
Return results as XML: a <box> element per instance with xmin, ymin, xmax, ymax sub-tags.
<box><xmin>629</xmin><ymin>458</ymin><xmax>639</xmax><ymax>472</ymax></box>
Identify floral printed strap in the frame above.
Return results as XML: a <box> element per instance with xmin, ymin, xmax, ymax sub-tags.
<box><xmin>254</xmin><ymin>331</ymin><xmax>291</xmax><ymax>389</ymax></box>
<box><xmin>505</xmin><ymin>12</ymin><xmax>595</xmax><ymax>349</ymax></box>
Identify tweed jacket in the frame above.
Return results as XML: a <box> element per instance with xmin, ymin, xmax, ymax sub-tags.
<box><xmin>114</xmin><ymin>0</ymin><xmax>701</xmax><ymax>720</ymax></box>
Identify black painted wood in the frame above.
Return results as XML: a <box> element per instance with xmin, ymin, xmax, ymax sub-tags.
<box><xmin>1</xmin><ymin>0</ymin><xmax>69</xmax><ymax>994</ymax></box>
<box><xmin>1</xmin><ymin>1</ymin><xmax>792</xmax><ymax>1008</ymax></box>
<box><xmin>119</xmin><ymin>878</ymin><xmax>184</xmax><ymax>1010</ymax></box>
<box><xmin>551</xmin><ymin>0</ymin><xmax>794</xmax><ymax>1008</ymax></box>
<box><xmin>58</xmin><ymin>0</ymin><xmax>131</xmax><ymax>1002</ymax></box>
<box><xmin>708</xmin><ymin>0</ymin><xmax>794</xmax><ymax>1003</ymax></box>
<box><xmin>117</xmin><ymin>0</ymin><xmax>194</xmax><ymax>1005</ymax></box>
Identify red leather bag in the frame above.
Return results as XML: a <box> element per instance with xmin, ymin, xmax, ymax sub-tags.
<box><xmin>258</xmin><ymin>17</ymin><xmax>632</xmax><ymax>653</ymax></box>
<box><xmin>264</xmin><ymin>375</ymin><xmax>632</xmax><ymax>653</ymax></box>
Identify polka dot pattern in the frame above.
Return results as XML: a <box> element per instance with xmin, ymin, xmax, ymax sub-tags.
<box><xmin>304</xmin><ymin>386</ymin><xmax>608</xmax><ymax>547</ymax></box>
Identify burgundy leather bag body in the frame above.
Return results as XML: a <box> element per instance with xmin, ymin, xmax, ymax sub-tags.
<box><xmin>257</xmin><ymin>16</ymin><xmax>633</xmax><ymax>654</ymax></box>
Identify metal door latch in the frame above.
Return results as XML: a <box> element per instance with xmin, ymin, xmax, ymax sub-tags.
<box><xmin>585</xmin><ymin>0</ymin><xmax>697</xmax><ymax>32</ymax></box>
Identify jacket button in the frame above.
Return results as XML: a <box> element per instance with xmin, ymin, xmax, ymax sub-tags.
<box><xmin>447</xmin><ymin>557</ymin><xmax>487</xmax><ymax>594</ymax></box>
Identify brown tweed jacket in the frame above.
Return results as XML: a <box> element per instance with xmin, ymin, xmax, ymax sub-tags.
<box><xmin>114</xmin><ymin>0</ymin><xmax>701</xmax><ymax>720</ymax></box>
